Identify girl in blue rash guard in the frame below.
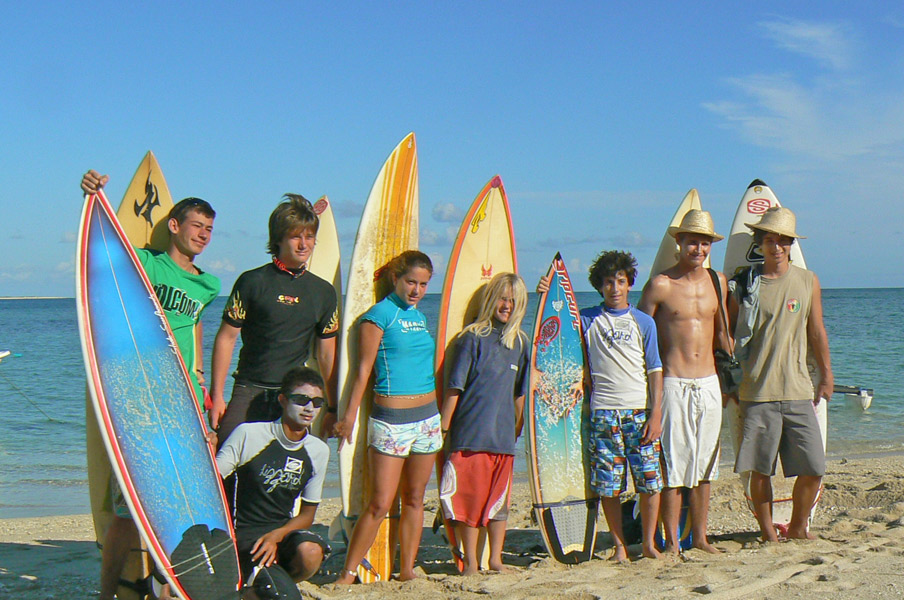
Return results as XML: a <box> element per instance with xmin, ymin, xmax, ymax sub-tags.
<box><xmin>334</xmin><ymin>250</ymin><xmax>440</xmax><ymax>583</ymax></box>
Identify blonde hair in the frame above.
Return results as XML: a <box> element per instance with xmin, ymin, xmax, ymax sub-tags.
<box><xmin>462</xmin><ymin>272</ymin><xmax>528</xmax><ymax>350</ymax></box>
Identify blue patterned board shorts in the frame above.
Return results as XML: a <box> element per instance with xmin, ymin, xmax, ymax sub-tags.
<box><xmin>368</xmin><ymin>404</ymin><xmax>442</xmax><ymax>457</ymax></box>
<box><xmin>589</xmin><ymin>408</ymin><xmax>663</xmax><ymax>497</ymax></box>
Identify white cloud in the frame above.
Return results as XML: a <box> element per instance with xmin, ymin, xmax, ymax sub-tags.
<box><xmin>55</xmin><ymin>260</ymin><xmax>73</xmax><ymax>273</ymax></box>
<box><xmin>0</xmin><ymin>267</ymin><xmax>33</xmax><ymax>281</ymax></box>
<box><xmin>759</xmin><ymin>19</ymin><xmax>854</xmax><ymax>71</ymax></box>
<box><xmin>203</xmin><ymin>258</ymin><xmax>237</xmax><ymax>273</ymax></box>
<box><xmin>704</xmin><ymin>20</ymin><xmax>904</xmax><ymax>164</ymax></box>
<box><xmin>420</xmin><ymin>228</ymin><xmax>444</xmax><ymax>246</ymax></box>
<box><xmin>611</xmin><ymin>231</ymin><xmax>655</xmax><ymax>248</ymax></box>
<box><xmin>445</xmin><ymin>225</ymin><xmax>458</xmax><ymax>243</ymax></box>
<box><xmin>60</xmin><ymin>231</ymin><xmax>77</xmax><ymax>243</ymax></box>
<box><xmin>567</xmin><ymin>257</ymin><xmax>586</xmax><ymax>280</ymax></box>
<box><xmin>432</xmin><ymin>202</ymin><xmax>462</xmax><ymax>223</ymax></box>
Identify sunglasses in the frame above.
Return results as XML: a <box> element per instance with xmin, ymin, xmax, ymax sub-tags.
<box><xmin>286</xmin><ymin>393</ymin><xmax>325</xmax><ymax>409</ymax></box>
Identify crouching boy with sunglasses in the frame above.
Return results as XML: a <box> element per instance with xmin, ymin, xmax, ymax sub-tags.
<box><xmin>216</xmin><ymin>367</ymin><xmax>330</xmax><ymax>599</ymax></box>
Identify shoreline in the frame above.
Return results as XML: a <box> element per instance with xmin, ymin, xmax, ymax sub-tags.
<box><xmin>6</xmin><ymin>444</ymin><xmax>903</xmax><ymax>522</ymax></box>
<box><xmin>4</xmin><ymin>454</ymin><xmax>904</xmax><ymax>599</ymax></box>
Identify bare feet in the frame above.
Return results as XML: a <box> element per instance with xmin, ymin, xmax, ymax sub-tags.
<box><xmin>662</xmin><ymin>542</ymin><xmax>680</xmax><ymax>554</ymax></box>
<box><xmin>487</xmin><ymin>561</ymin><xmax>513</xmax><ymax>574</ymax></box>
<box><xmin>785</xmin><ymin>526</ymin><xmax>815</xmax><ymax>540</ymax></box>
<box><xmin>758</xmin><ymin>523</ymin><xmax>782</xmax><ymax>543</ymax></box>
<box><xmin>461</xmin><ymin>564</ymin><xmax>479</xmax><ymax>576</ymax></box>
<box><xmin>609</xmin><ymin>546</ymin><xmax>629</xmax><ymax>563</ymax></box>
<box><xmin>642</xmin><ymin>543</ymin><xmax>662</xmax><ymax>559</ymax></box>
<box><xmin>692</xmin><ymin>539</ymin><xmax>722</xmax><ymax>554</ymax></box>
<box><xmin>398</xmin><ymin>569</ymin><xmax>419</xmax><ymax>581</ymax></box>
<box><xmin>334</xmin><ymin>571</ymin><xmax>357</xmax><ymax>585</ymax></box>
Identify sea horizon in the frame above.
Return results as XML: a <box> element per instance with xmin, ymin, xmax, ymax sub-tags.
<box><xmin>2</xmin><ymin>285</ymin><xmax>902</xmax><ymax>302</ymax></box>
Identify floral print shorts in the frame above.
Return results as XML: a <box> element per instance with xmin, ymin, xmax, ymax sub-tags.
<box><xmin>368</xmin><ymin>412</ymin><xmax>442</xmax><ymax>457</ymax></box>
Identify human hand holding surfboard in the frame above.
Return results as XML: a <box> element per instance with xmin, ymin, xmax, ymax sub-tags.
<box><xmin>536</xmin><ymin>273</ymin><xmax>551</xmax><ymax>294</ymax></box>
<box><xmin>81</xmin><ymin>170</ymin><xmax>109</xmax><ymax>194</ymax></box>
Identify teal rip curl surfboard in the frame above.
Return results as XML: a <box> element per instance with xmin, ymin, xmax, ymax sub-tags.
<box><xmin>526</xmin><ymin>253</ymin><xmax>597</xmax><ymax>563</ymax></box>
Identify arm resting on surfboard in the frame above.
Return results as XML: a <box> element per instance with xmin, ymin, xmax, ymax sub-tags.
<box><xmin>806</xmin><ymin>274</ymin><xmax>833</xmax><ymax>403</ymax></box>
<box><xmin>315</xmin><ymin>335</ymin><xmax>339</xmax><ymax>437</ymax></box>
<box><xmin>335</xmin><ymin>321</ymin><xmax>382</xmax><ymax>444</ymax></box>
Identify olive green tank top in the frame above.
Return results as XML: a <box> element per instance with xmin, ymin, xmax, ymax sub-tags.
<box><xmin>739</xmin><ymin>265</ymin><xmax>815</xmax><ymax>402</ymax></box>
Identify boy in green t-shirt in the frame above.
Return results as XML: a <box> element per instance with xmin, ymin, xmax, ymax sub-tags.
<box><xmin>81</xmin><ymin>169</ymin><xmax>221</xmax><ymax>600</ymax></box>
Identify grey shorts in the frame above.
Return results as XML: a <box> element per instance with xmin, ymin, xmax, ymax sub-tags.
<box><xmin>734</xmin><ymin>400</ymin><xmax>825</xmax><ymax>477</ymax></box>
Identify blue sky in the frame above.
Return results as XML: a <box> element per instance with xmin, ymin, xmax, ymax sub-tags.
<box><xmin>2</xmin><ymin>2</ymin><xmax>902</xmax><ymax>297</ymax></box>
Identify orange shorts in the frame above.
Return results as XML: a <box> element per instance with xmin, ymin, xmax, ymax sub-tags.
<box><xmin>439</xmin><ymin>451</ymin><xmax>513</xmax><ymax>527</ymax></box>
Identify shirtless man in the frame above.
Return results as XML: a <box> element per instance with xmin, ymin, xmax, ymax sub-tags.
<box><xmin>638</xmin><ymin>209</ymin><xmax>728</xmax><ymax>553</ymax></box>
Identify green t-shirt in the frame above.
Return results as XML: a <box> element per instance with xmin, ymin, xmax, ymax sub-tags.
<box><xmin>137</xmin><ymin>249</ymin><xmax>221</xmax><ymax>407</ymax></box>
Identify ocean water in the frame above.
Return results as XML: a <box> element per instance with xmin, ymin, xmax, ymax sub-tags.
<box><xmin>0</xmin><ymin>289</ymin><xmax>900</xmax><ymax>519</ymax></box>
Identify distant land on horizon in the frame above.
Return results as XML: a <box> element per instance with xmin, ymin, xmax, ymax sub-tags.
<box><xmin>2</xmin><ymin>287</ymin><xmax>902</xmax><ymax>301</ymax></box>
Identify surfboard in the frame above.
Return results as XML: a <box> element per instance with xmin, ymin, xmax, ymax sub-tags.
<box><xmin>77</xmin><ymin>190</ymin><xmax>240</xmax><ymax>599</ymax></box>
<box><xmin>86</xmin><ymin>150</ymin><xmax>174</xmax><ymax>599</ymax></box>
<box><xmin>305</xmin><ymin>195</ymin><xmax>342</xmax><ymax>440</ymax></box>
<box><xmin>723</xmin><ymin>178</ymin><xmax>827</xmax><ymax>532</ymax></box>
<box><xmin>337</xmin><ymin>132</ymin><xmax>419</xmax><ymax>582</ymax></box>
<box><xmin>434</xmin><ymin>175</ymin><xmax>517</xmax><ymax>571</ymax></box>
<box><xmin>117</xmin><ymin>151</ymin><xmax>175</xmax><ymax>252</ymax></box>
<box><xmin>648</xmin><ymin>188</ymin><xmax>710</xmax><ymax>278</ymax></box>
<box><xmin>526</xmin><ymin>253</ymin><xmax>597</xmax><ymax>563</ymax></box>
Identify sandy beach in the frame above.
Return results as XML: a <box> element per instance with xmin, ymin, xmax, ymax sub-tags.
<box><xmin>3</xmin><ymin>454</ymin><xmax>904</xmax><ymax>599</ymax></box>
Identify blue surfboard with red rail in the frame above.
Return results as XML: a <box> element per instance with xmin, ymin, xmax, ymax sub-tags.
<box><xmin>76</xmin><ymin>190</ymin><xmax>240</xmax><ymax>599</ymax></box>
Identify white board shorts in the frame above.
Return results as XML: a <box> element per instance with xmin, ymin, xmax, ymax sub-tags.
<box><xmin>660</xmin><ymin>374</ymin><xmax>721</xmax><ymax>488</ymax></box>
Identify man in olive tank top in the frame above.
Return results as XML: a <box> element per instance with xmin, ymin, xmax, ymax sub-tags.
<box><xmin>728</xmin><ymin>207</ymin><xmax>833</xmax><ymax>543</ymax></box>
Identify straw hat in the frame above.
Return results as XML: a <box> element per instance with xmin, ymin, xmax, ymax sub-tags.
<box><xmin>745</xmin><ymin>206</ymin><xmax>805</xmax><ymax>239</ymax></box>
<box><xmin>667</xmin><ymin>209</ymin><xmax>724</xmax><ymax>242</ymax></box>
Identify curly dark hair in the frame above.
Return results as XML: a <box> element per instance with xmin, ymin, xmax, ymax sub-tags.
<box><xmin>588</xmin><ymin>250</ymin><xmax>637</xmax><ymax>291</ymax></box>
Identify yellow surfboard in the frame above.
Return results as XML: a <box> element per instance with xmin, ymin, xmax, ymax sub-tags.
<box><xmin>305</xmin><ymin>195</ymin><xmax>342</xmax><ymax>440</ymax></box>
<box><xmin>86</xmin><ymin>150</ymin><xmax>173</xmax><ymax>600</ymax></box>
<box><xmin>337</xmin><ymin>133</ymin><xmax>419</xmax><ymax>582</ymax></box>
<box><xmin>648</xmin><ymin>188</ymin><xmax>710</xmax><ymax>278</ymax></box>
<box><xmin>434</xmin><ymin>175</ymin><xmax>517</xmax><ymax>571</ymax></box>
